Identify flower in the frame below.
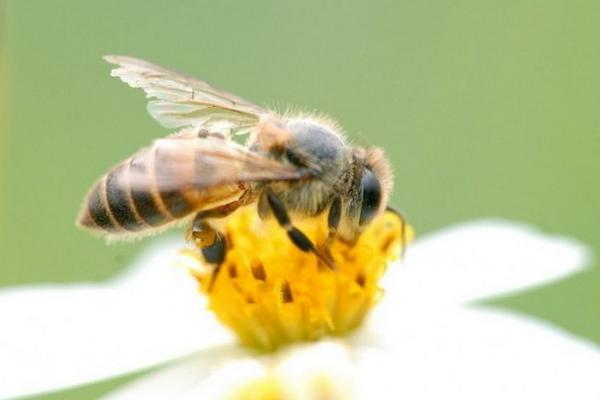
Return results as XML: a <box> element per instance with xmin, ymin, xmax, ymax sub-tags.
<box><xmin>0</xmin><ymin>217</ymin><xmax>599</xmax><ymax>399</ymax></box>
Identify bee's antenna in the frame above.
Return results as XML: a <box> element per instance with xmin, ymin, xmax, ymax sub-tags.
<box><xmin>386</xmin><ymin>205</ymin><xmax>408</xmax><ymax>260</ymax></box>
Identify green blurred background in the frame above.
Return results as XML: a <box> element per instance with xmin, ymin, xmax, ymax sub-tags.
<box><xmin>1</xmin><ymin>1</ymin><xmax>599</xmax><ymax>398</ymax></box>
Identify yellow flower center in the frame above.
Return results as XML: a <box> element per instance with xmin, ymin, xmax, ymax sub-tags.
<box><xmin>181</xmin><ymin>208</ymin><xmax>413</xmax><ymax>351</ymax></box>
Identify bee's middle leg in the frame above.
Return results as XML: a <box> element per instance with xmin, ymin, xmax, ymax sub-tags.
<box><xmin>264</xmin><ymin>191</ymin><xmax>336</xmax><ymax>270</ymax></box>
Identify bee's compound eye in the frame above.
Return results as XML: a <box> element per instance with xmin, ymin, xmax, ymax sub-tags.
<box><xmin>359</xmin><ymin>168</ymin><xmax>381</xmax><ymax>225</ymax></box>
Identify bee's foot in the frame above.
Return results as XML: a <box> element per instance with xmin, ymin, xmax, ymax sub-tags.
<box><xmin>316</xmin><ymin>246</ymin><xmax>336</xmax><ymax>271</ymax></box>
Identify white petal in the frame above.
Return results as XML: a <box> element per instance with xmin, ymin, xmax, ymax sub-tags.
<box><xmin>0</xmin><ymin>238</ymin><xmax>233</xmax><ymax>400</ymax></box>
<box><xmin>102</xmin><ymin>346</ymin><xmax>251</xmax><ymax>400</ymax></box>
<box><xmin>385</xmin><ymin>220</ymin><xmax>590</xmax><ymax>305</ymax></box>
<box><xmin>356</xmin><ymin>308</ymin><xmax>600</xmax><ymax>399</ymax></box>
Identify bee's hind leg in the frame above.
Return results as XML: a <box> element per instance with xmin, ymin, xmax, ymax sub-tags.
<box><xmin>189</xmin><ymin>217</ymin><xmax>227</xmax><ymax>291</ymax></box>
<box><xmin>189</xmin><ymin>187</ymin><xmax>251</xmax><ymax>242</ymax></box>
<box><xmin>189</xmin><ymin>189</ymin><xmax>251</xmax><ymax>291</ymax></box>
<box><xmin>202</xmin><ymin>235</ymin><xmax>227</xmax><ymax>291</ymax></box>
<box><xmin>189</xmin><ymin>218</ymin><xmax>218</xmax><ymax>248</ymax></box>
<box><xmin>264</xmin><ymin>191</ymin><xmax>336</xmax><ymax>270</ymax></box>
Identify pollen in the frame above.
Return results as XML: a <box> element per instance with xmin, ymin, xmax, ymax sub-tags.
<box><xmin>181</xmin><ymin>208</ymin><xmax>413</xmax><ymax>352</ymax></box>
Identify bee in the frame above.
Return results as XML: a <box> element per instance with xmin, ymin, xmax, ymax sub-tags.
<box><xmin>78</xmin><ymin>55</ymin><xmax>402</xmax><ymax>272</ymax></box>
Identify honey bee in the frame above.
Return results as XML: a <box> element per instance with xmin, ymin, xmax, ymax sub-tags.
<box><xmin>78</xmin><ymin>55</ymin><xmax>402</xmax><ymax>272</ymax></box>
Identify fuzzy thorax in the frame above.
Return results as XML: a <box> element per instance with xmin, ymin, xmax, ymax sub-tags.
<box><xmin>180</xmin><ymin>208</ymin><xmax>412</xmax><ymax>352</ymax></box>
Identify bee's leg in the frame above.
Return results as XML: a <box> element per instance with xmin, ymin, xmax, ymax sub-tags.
<box><xmin>385</xmin><ymin>205</ymin><xmax>408</xmax><ymax>259</ymax></box>
<box><xmin>265</xmin><ymin>191</ymin><xmax>336</xmax><ymax>270</ymax></box>
<box><xmin>188</xmin><ymin>218</ymin><xmax>225</xmax><ymax>291</ymax></box>
<box><xmin>314</xmin><ymin>196</ymin><xmax>343</xmax><ymax>262</ymax></box>
<box><xmin>196</xmin><ymin>190</ymin><xmax>251</xmax><ymax>220</ymax></box>
<box><xmin>189</xmin><ymin>218</ymin><xmax>218</xmax><ymax>247</ymax></box>
<box><xmin>324</xmin><ymin>195</ymin><xmax>342</xmax><ymax>248</ymax></box>
<box><xmin>189</xmin><ymin>217</ymin><xmax>227</xmax><ymax>291</ymax></box>
<box><xmin>187</xmin><ymin>187</ymin><xmax>251</xmax><ymax>245</ymax></box>
<box><xmin>202</xmin><ymin>234</ymin><xmax>227</xmax><ymax>291</ymax></box>
<box><xmin>189</xmin><ymin>190</ymin><xmax>251</xmax><ymax>291</ymax></box>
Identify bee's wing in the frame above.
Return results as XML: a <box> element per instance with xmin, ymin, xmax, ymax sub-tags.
<box><xmin>104</xmin><ymin>55</ymin><xmax>270</xmax><ymax>136</ymax></box>
<box><xmin>128</xmin><ymin>136</ymin><xmax>311</xmax><ymax>192</ymax></box>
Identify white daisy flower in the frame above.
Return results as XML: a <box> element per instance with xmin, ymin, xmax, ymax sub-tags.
<box><xmin>1</xmin><ymin>210</ymin><xmax>598</xmax><ymax>399</ymax></box>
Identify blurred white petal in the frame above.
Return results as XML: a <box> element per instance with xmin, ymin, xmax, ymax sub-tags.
<box><xmin>0</xmin><ymin>238</ymin><xmax>234</xmax><ymax>400</ymax></box>
<box><xmin>273</xmin><ymin>342</ymin><xmax>354</xmax><ymax>400</ymax></box>
<box><xmin>383</xmin><ymin>220</ymin><xmax>590</xmax><ymax>306</ymax></box>
<box><xmin>104</xmin><ymin>341</ymin><xmax>354</xmax><ymax>400</ymax></box>
<box><xmin>355</xmin><ymin>309</ymin><xmax>600</xmax><ymax>399</ymax></box>
<box><xmin>102</xmin><ymin>346</ymin><xmax>250</xmax><ymax>400</ymax></box>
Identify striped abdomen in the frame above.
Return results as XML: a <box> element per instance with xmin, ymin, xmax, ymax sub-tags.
<box><xmin>77</xmin><ymin>144</ymin><xmax>242</xmax><ymax>237</ymax></box>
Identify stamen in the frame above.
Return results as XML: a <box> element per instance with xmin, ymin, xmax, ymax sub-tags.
<box><xmin>227</xmin><ymin>263</ymin><xmax>238</xmax><ymax>278</ymax></box>
<box><xmin>251</xmin><ymin>261</ymin><xmax>267</xmax><ymax>281</ymax></box>
<box><xmin>281</xmin><ymin>280</ymin><xmax>294</xmax><ymax>303</ymax></box>
<box><xmin>355</xmin><ymin>272</ymin><xmax>366</xmax><ymax>288</ymax></box>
